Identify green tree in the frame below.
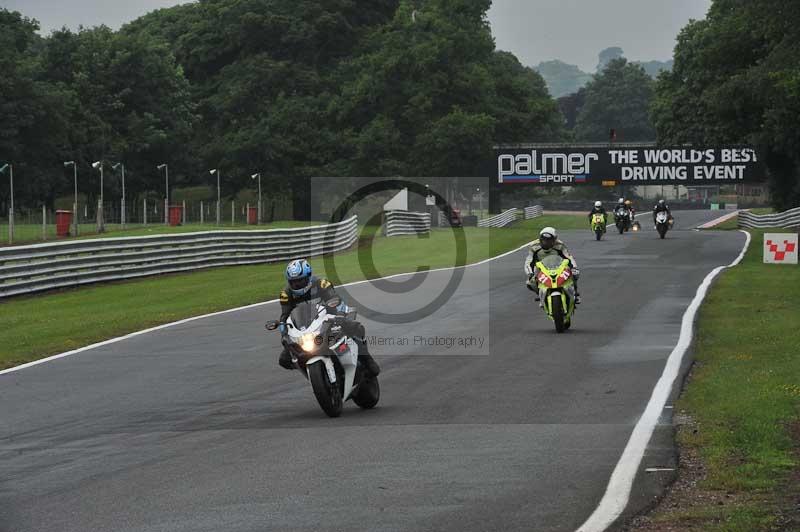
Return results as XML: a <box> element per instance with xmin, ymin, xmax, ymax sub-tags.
<box><xmin>652</xmin><ymin>0</ymin><xmax>800</xmax><ymax>209</ymax></box>
<box><xmin>575</xmin><ymin>58</ymin><xmax>655</xmax><ymax>142</ymax></box>
<box><xmin>37</xmin><ymin>26</ymin><xmax>196</xmax><ymax>204</ymax></box>
<box><xmin>0</xmin><ymin>9</ymin><xmax>73</xmax><ymax>207</ymax></box>
<box><xmin>334</xmin><ymin>0</ymin><xmax>563</xmax><ymax>177</ymax></box>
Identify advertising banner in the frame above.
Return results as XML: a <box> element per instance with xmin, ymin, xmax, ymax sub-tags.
<box><xmin>495</xmin><ymin>146</ymin><xmax>766</xmax><ymax>185</ymax></box>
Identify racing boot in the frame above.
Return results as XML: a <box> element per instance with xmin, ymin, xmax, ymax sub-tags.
<box><xmin>356</xmin><ymin>339</ymin><xmax>381</xmax><ymax>376</ymax></box>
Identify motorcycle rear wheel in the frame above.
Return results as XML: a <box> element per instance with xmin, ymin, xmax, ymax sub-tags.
<box><xmin>309</xmin><ymin>362</ymin><xmax>343</xmax><ymax>418</ymax></box>
<box><xmin>353</xmin><ymin>376</ymin><xmax>380</xmax><ymax>409</ymax></box>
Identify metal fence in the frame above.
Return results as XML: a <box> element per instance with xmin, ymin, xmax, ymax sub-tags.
<box><xmin>0</xmin><ymin>216</ymin><xmax>358</xmax><ymax>298</ymax></box>
<box><xmin>477</xmin><ymin>208</ymin><xmax>521</xmax><ymax>228</ymax></box>
<box><xmin>524</xmin><ymin>205</ymin><xmax>544</xmax><ymax>220</ymax></box>
<box><xmin>384</xmin><ymin>211</ymin><xmax>431</xmax><ymax>237</ymax></box>
<box><xmin>0</xmin><ymin>198</ymin><xmax>294</xmax><ymax>246</ymax></box>
<box><xmin>738</xmin><ymin>207</ymin><xmax>800</xmax><ymax>229</ymax></box>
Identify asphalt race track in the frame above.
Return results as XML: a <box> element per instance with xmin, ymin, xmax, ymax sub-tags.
<box><xmin>0</xmin><ymin>211</ymin><xmax>747</xmax><ymax>532</ymax></box>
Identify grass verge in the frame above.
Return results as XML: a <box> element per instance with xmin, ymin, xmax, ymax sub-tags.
<box><xmin>634</xmin><ymin>228</ymin><xmax>799</xmax><ymax>531</ymax></box>
<box><xmin>0</xmin><ymin>221</ymin><xmax>317</xmax><ymax>247</ymax></box>
<box><xmin>0</xmin><ymin>214</ymin><xmax>585</xmax><ymax>369</ymax></box>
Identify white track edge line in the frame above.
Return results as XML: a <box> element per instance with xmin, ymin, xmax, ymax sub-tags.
<box><xmin>575</xmin><ymin>229</ymin><xmax>751</xmax><ymax>532</ymax></box>
<box><xmin>0</xmin><ymin>240</ymin><xmax>533</xmax><ymax>376</ymax></box>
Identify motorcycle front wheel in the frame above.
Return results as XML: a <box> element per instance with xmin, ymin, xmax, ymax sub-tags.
<box><xmin>551</xmin><ymin>295</ymin><xmax>566</xmax><ymax>333</ymax></box>
<box><xmin>309</xmin><ymin>362</ymin><xmax>343</xmax><ymax>417</ymax></box>
<box><xmin>595</xmin><ymin>228</ymin><xmax>603</xmax><ymax>241</ymax></box>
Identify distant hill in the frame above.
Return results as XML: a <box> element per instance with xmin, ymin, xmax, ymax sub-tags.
<box><xmin>535</xmin><ymin>60</ymin><xmax>593</xmax><ymax>98</ymax></box>
<box><xmin>536</xmin><ymin>48</ymin><xmax>673</xmax><ymax>98</ymax></box>
<box><xmin>634</xmin><ymin>59</ymin><xmax>674</xmax><ymax>77</ymax></box>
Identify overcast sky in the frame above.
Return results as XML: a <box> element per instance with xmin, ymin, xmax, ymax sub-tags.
<box><xmin>2</xmin><ymin>0</ymin><xmax>710</xmax><ymax>72</ymax></box>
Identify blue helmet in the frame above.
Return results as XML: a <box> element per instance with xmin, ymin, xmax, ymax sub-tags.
<box><xmin>285</xmin><ymin>259</ymin><xmax>313</xmax><ymax>296</ymax></box>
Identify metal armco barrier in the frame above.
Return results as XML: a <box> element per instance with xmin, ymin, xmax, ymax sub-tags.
<box><xmin>524</xmin><ymin>205</ymin><xmax>544</xmax><ymax>220</ymax></box>
<box><xmin>385</xmin><ymin>211</ymin><xmax>431</xmax><ymax>237</ymax></box>
<box><xmin>0</xmin><ymin>216</ymin><xmax>358</xmax><ymax>298</ymax></box>
<box><xmin>738</xmin><ymin>207</ymin><xmax>800</xmax><ymax>229</ymax></box>
<box><xmin>478</xmin><ymin>208</ymin><xmax>521</xmax><ymax>228</ymax></box>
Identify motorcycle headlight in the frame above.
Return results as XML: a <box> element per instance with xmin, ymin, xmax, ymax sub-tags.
<box><xmin>301</xmin><ymin>333</ymin><xmax>317</xmax><ymax>353</ymax></box>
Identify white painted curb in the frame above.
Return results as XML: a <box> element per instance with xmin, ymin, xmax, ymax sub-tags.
<box><xmin>697</xmin><ymin>210</ymin><xmax>741</xmax><ymax>229</ymax></box>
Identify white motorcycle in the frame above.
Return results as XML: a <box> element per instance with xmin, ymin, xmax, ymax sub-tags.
<box><xmin>266</xmin><ymin>297</ymin><xmax>379</xmax><ymax>417</ymax></box>
<box><xmin>655</xmin><ymin>211</ymin><xmax>673</xmax><ymax>239</ymax></box>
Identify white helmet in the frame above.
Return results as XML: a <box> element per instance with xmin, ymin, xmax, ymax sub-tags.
<box><xmin>539</xmin><ymin>227</ymin><xmax>557</xmax><ymax>249</ymax></box>
<box><xmin>539</xmin><ymin>226</ymin><xmax>557</xmax><ymax>239</ymax></box>
<box><xmin>594</xmin><ymin>201</ymin><xmax>602</xmax><ymax>208</ymax></box>
<box><xmin>618</xmin><ymin>198</ymin><xmax>624</xmax><ymax>204</ymax></box>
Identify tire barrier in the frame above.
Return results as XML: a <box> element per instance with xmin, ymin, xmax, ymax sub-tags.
<box><xmin>738</xmin><ymin>207</ymin><xmax>800</xmax><ymax>229</ymax></box>
<box><xmin>384</xmin><ymin>211</ymin><xmax>431</xmax><ymax>237</ymax></box>
<box><xmin>0</xmin><ymin>216</ymin><xmax>359</xmax><ymax>298</ymax></box>
<box><xmin>524</xmin><ymin>205</ymin><xmax>544</xmax><ymax>220</ymax></box>
<box><xmin>477</xmin><ymin>208</ymin><xmax>521</xmax><ymax>228</ymax></box>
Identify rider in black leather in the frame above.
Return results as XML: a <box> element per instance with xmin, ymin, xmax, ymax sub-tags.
<box><xmin>278</xmin><ymin>259</ymin><xmax>380</xmax><ymax>376</ymax></box>
<box><xmin>652</xmin><ymin>199</ymin><xmax>672</xmax><ymax>223</ymax></box>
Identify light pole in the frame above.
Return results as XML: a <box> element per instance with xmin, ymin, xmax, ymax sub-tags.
<box><xmin>64</xmin><ymin>161</ymin><xmax>78</xmax><ymax>235</ymax></box>
<box><xmin>92</xmin><ymin>161</ymin><xmax>105</xmax><ymax>232</ymax></box>
<box><xmin>157</xmin><ymin>164</ymin><xmax>169</xmax><ymax>224</ymax></box>
<box><xmin>0</xmin><ymin>163</ymin><xmax>12</xmax><ymax>244</ymax></box>
<box><xmin>251</xmin><ymin>173</ymin><xmax>261</xmax><ymax>224</ymax></box>
<box><xmin>112</xmin><ymin>163</ymin><xmax>126</xmax><ymax>228</ymax></box>
<box><xmin>210</xmin><ymin>169</ymin><xmax>220</xmax><ymax>225</ymax></box>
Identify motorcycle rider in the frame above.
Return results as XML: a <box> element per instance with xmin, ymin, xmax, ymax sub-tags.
<box><xmin>524</xmin><ymin>227</ymin><xmax>581</xmax><ymax>305</ymax></box>
<box><xmin>614</xmin><ymin>198</ymin><xmax>629</xmax><ymax>217</ymax></box>
<box><xmin>588</xmin><ymin>200</ymin><xmax>608</xmax><ymax>231</ymax></box>
<box><xmin>277</xmin><ymin>259</ymin><xmax>380</xmax><ymax>376</ymax></box>
<box><xmin>652</xmin><ymin>199</ymin><xmax>673</xmax><ymax>225</ymax></box>
<box><xmin>625</xmin><ymin>199</ymin><xmax>636</xmax><ymax>222</ymax></box>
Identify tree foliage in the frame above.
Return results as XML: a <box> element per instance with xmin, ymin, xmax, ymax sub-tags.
<box><xmin>652</xmin><ymin>0</ymin><xmax>800</xmax><ymax>209</ymax></box>
<box><xmin>1</xmin><ymin>1</ymin><xmax>565</xmax><ymax>212</ymax></box>
<box><xmin>575</xmin><ymin>58</ymin><xmax>655</xmax><ymax>142</ymax></box>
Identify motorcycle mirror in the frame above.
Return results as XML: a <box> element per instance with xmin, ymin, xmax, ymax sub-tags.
<box><xmin>265</xmin><ymin>321</ymin><xmax>279</xmax><ymax>331</ymax></box>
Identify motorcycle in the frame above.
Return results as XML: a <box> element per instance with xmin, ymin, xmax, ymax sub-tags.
<box><xmin>530</xmin><ymin>256</ymin><xmax>576</xmax><ymax>333</ymax></box>
<box><xmin>591</xmin><ymin>213</ymin><xmax>606</xmax><ymax>241</ymax></box>
<box><xmin>265</xmin><ymin>297</ymin><xmax>379</xmax><ymax>417</ymax></box>
<box><xmin>614</xmin><ymin>207</ymin><xmax>630</xmax><ymax>234</ymax></box>
<box><xmin>655</xmin><ymin>211</ymin><xmax>673</xmax><ymax>239</ymax></box>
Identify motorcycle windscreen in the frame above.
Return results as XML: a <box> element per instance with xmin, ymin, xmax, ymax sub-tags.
<box><xmin>540</xmin><ymin>254</ymin><xmax>564</xmax><ymax>272</ymax></box>
<box><xmin>290</xmin><ymin>301</ymin><xmax>320</xmax><ymax>330</ymax></box>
